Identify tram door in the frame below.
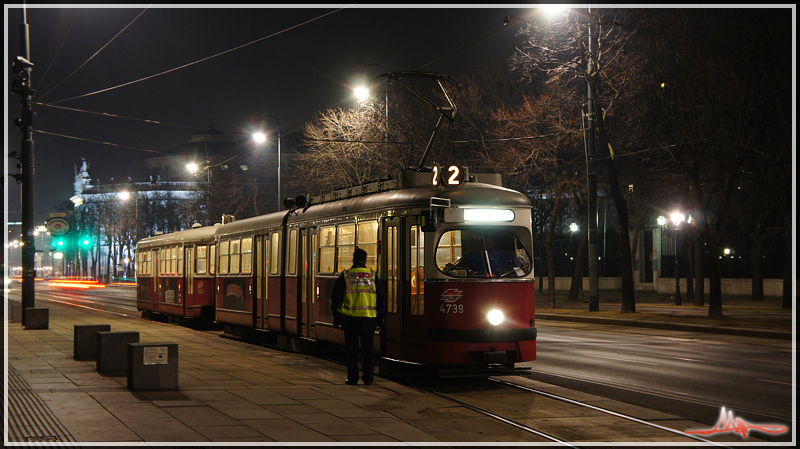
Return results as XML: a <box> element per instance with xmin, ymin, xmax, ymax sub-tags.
<box><xmin>255</xmin><ymin>235</ymin><xmax>267</xmax><ymax>330</ymax></box>
<box><xmin>300</xmin><ymin>228</ymin><xmax>318</xmax><ymax>339</ymax></box>
<box><xmin>405</xmin><ymin>221</ymin><xmax>427</xmax><ymax>361</ymax></box>
<box><xmin>381</xmin><ymin>217</ymin><xmax>403</xmax><ymax>359</ymax></box>
<box><xmin>185</xmin><ymin>247</ymin><xmax>194</xmax><ymax>317</ymax></box>
<box><xmin>154</xmin><ymin>249</ymin><xmax>162</xmax><ymax>304</ymax></box>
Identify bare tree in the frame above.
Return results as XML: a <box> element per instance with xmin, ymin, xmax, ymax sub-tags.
<box><xmin>640</xmin><ymin>9</ymin><xmax>792</xmax><ymax>316</ymax></box>
<box><xmin>509</xmin><ymin>8</ymin><xmax>647</xmax><ymax>312</ymax></box>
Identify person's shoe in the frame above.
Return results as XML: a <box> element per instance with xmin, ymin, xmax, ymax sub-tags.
<box><xmin>345</xmin><ymin>380</ymin><xmax>358</xmax><ymax>385</ymax></box>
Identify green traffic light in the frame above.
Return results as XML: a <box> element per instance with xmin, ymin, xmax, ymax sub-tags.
<box><xmin>82</xmin><ymin>238</ymin><xmax>90</xmax><ymax>246</ymax></box>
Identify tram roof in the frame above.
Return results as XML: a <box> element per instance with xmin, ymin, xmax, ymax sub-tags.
<box><xmin>136</xmin><ymin>224</ymin><xmax>220</xmax><ymax>249</ymax></box>
<box><xmin>214</xmin><ymin>181</ymin><xmax>530</xmax><ymax>238</ymax></box>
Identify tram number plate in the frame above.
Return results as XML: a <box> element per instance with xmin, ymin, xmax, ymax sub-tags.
<box><xmin>440</xmin><ymin>303</ymin><xmax>464</xmax><ymax>314</ymax></box>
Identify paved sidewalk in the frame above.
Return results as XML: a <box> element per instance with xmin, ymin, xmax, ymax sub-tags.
<box><xmin>8</xmin><ymin>297</ymin><xmax>577</xmax><ymax>444</ymax></box>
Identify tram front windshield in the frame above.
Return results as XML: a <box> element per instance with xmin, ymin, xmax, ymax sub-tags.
<box><xmin>437</xmin><ymin>229</ymin><xmax>532</xmax><ymax>278</ymax></box>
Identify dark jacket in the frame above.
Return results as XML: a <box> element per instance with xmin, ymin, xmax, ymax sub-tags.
<box><xmin>331</xmin><ymin>263</ymin><xmax>387</xmax><ymax>331</ymax></box>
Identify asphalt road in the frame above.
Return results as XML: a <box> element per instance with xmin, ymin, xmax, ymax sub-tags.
<box><xmin>521</xmin><ymin>320</ymin><xmax>793</xmax><ymax>428</ymax></box>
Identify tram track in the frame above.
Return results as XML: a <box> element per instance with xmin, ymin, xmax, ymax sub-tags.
<box><xmin>401</xmin><ymin>375</ymin><xmax>735</xmax><ymax>445</ymax></box>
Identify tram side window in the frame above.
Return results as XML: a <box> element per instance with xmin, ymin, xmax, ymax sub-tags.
<box><xmin>337</xmin><ymin>223</ymin><xmax>356</xmax><ymax>272</ymax></box>
<box><xmin>177</xmin><ymin>245</ymin><xmax>184</xmax><ymax>275</ymax></box>
<box><xmin>269</xmin><ymin>233</ymin><xmax>279</xmax><ymax>275</ymax></box>
<box><xmin>230</xmin><ymin>238</ymin><xmax>241</xmax><ymax>274</ymax></box>
<box><xmin>319</xmin><ymin>226</ymin><xmax>335</xmax><ymax>274</ymax></box>
<box><xmin>219</xmin><ymin>240</ymin><xmax>230</xmax><ymax>275</ymax></box>
<box><xmin>196</xmin><ymin>245</ymin><xmax>207</xmax><ymax>275</ymax></box>
<box><xmin>387</xmin><ymin>225</ymin><xmax>398</xmax><ymax>314</ymax></box>
<box><xmin>241</xmin><ymin>237</ymin><xmax>253</xmax><ymax>274</ymax></box>
<box><xmin>138</xmin><ymin>250</ymin><xmax>149</xmax><ymax>276</ymax></box>
<box><xmin>410</xmin><ymin>225</ymin><xmax>425</xmax><ymax>316</ymax></box>
<box><xmin>209</xmin><ymin>245</ymin><xmax>216</xmax><ymax>275</ymax></box>
<box><xmin>436</xmin><ymin>231</ymin><xmax>462</xmax><ymax>268</ymax></box>
<box><xmin>287</xmin><ymin>230</ymin><xmax>298</xmax><ymax>275</ymax></box>
<box><xmin>357</xmin><ymin>220</ymin><xmax>379</xmax><ymax>271</ymax></box>
<box><xmin>169</xmin><ymin>246</ymin><xmax>179</xmax><ymax>275</ymax></box>
<box><xmin>166</xmin><ymin>247</ymin><xmax>173</xmax><ymax>274</ymax></box>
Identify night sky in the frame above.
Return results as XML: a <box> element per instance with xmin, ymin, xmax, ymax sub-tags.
<box><xmin>6</xmin><ymin>5</ymin><xmax>535</xmax><ymax>225</ymax></box>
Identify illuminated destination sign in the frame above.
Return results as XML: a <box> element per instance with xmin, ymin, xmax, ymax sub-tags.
<box><xmin>432</xmin><ymin>165</ymin><xmax>466</xmax><ymax>187</ymax></box>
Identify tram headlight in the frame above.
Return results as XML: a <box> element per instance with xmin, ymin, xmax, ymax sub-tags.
<box><xmin>487</xmin><ymin>309</ymin><xmax>505</xmax><ymax>326</ymax></box>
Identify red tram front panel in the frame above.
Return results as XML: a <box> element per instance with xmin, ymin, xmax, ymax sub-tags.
<box><xmin>421</xmin><ymin>280</ymin><xmax>536</xmax><ymax>365</ymax></box>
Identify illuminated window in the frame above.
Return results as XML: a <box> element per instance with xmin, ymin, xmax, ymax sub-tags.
<box><xmin>196</xmin><ymin>245</ymin><xmax>207</xmax><ymax>274</ymax></box>
<box><xmin>287</xmin><ymin>230</ymin><xmax>298</xmax><ymax>275</ymax></box>
<box><xmin>319</xmin><ymin>226</ymin><xmax>336</xmax><ymax>274</ymax></box>
<box><xmin>410</xmin><ymin>225</ymin><xmax>425</xmax><ymax>316</ymax></box>
<box><xmin>357</xmin><ymin>220</ymin><xmax>379</xmax><ymax>271</ymax></box>
<box><xmin>337</xmin><ymin>224</ymin><xmax>356</xmax><ymax>272</ymax></box>
<box><xmin>219</xmin><ymin>240</ymin><xmax>229</xmax><ymax>274</ymax></box>
<box><xmin>270</xmin><ymin>233</ymin><xmax>279</xmax><ymax>275</ymax></box>
<box><xmin>230</xmin><ymin>239</ymin><xmax>241</xmax><ymax>274</ymax></box>
<box><xmin>240</xmin><ymin>237</ymin><xmax>253</xmax><ymax>274</ymax></box>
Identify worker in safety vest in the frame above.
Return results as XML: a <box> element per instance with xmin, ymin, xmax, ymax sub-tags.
<box><xmin>331</xmin><ymin>248</ymin><xmax>387</xmax><ymax>386</ymax></box>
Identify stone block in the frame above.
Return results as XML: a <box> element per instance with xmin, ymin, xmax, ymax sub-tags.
<box><xmin>10</xmin><ymin>301</ymin><xmax>22</xmax><ymax>323</ymax></box>
<box><xmin>127</xmin><ymin>342</ymin><xmax>179</xmax><ymax>391</ymax></box>
<box><xmin>24</xmin><ymin>308</ymin><xmax>49</xmax><ymax>329</ymax></box>
<box><xmin>73</xmin><ymin>324</ymin><xmax>112</xmax><ymax>360</ymax></box>
<box><xmin>97</xmin><ymin>331</ymin><xmax>140</xmax><ymax>373</ymax></box>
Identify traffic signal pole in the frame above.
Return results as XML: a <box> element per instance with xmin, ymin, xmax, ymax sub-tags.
<box><xmin>12</xmin><ymin>10</ymin><xmax>37</xmax><ymax>323</ymax></box>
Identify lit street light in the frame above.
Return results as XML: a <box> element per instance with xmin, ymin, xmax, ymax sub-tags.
<box><xmin>354</xmin><ymin>63</ymin><xmax>390</xmax><ymax>153</ymax></box>
<box><xmin>659</xmin><ymin>212</ymin><xmax>685</xmax><ymax>305</ymax></box>
<box><xmin>253</xmin><ymin>115</ymin><xmax>282</xmax><ymax>211</ymax></box>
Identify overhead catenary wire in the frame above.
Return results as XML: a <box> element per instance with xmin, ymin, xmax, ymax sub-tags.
<box><xmin>35</xmin><ymin>8</ymin><xmax>518</xmax><ymax>156</ymax></box>
<box><xmin>47</xmin><ymin>7</ymin><xmax>348</xmax><ymax>105</ymax></box>
<box><xmin>35</xmin><ymin>3</ymin><xmax>156</xmax><ymax>103</ymax></box>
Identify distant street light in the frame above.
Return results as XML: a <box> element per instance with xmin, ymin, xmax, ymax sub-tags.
<box><xmin>253</xmin><ymin>115</ymin><xmax>281</xmax><ymax>211</ymax></box>
<box><xmin>659</xmin><ymin>212</ymin><xmax>685</xmax><ymax>305</ymax></box>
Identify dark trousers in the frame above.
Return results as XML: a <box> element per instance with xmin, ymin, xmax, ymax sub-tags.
<box><xmin>344</xmin><ymin>327</ymin><xmax>375</xmax><ymax>384</ymax></box>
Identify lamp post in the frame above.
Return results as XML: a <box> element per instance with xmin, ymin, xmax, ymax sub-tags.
<box><xmin>253</xmin><ymin>115</ymin><xmax>281</xmax><ymax>211</ymax></box>
<box><xmin>658</xmin><ymin>213</ymin><xmax>684</xmax><ymax>305</ymax></box>
<box><xmin>535</xmin><ymin>6</ymin><xmax>600</xmax><ymax>311</ymax></box>
<box><xmin>354</xmin><ymin>63</ymin><xmax>389</xmax><ymax>152</ymax></box>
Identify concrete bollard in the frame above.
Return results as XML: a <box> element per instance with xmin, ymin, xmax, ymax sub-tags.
<box><xmin>25</xmin><ymin>308</ymin><xmax>49</xmax><ymax>329</ymax></box>
<box><xmin>74</xmin><ymin>324</ymin><xmax>112</xmax><ymax>360</ymax></box>
<box><xmin>127</xmin><ymin>342</ymin><xmax>179</xmax><ymax>391</ymax></box>
<box><xmin>10</xmin><ymin>301</ymin><xmax>22</xmax><ymax>323</ymax></box>
<box><xmin>97</xmin><ymin>331</ymin><xmax>140</xmax><ymax>374</ymax></box>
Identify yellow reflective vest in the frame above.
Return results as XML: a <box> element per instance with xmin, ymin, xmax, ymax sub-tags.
<box><xmin>337</xmin><ymin>267</ymin><xmax>378</xmax><ymax>318</ymax></box>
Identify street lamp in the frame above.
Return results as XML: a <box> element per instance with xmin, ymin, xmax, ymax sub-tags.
<box><xmin>658</xmin><ymin>212</ymin><xmax>685</xmax><ymax>305</ymax></box>
<box><xmin>253</xmin><ymin>115</ymin><xmax>281</xmax><ymax>211</ymax></box>
<box><xmin>354</xmin><ymin>63</ymin><xmax>390</xmax><ymax>152</ymax></box>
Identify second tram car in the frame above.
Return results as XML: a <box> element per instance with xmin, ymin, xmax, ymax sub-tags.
<box><xmin>136</xmin><ymin>224</ymin><xmax>218</xmax><ymax>321</ymax></box>
<box><xmin>136</xmin><ymin>167</ymin><xmax>537</xmax><ymax>368</ymax></box>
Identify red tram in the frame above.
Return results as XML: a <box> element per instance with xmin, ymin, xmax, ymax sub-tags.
<box><xmin>136</xmin><ymin>224</ymin><xmax>217</xmax><ymax>321</ymax></box>
<box><xmin>136</xmin><ymin>167</ymin><xmax>537</xmax><ymax>368</ymax></box>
